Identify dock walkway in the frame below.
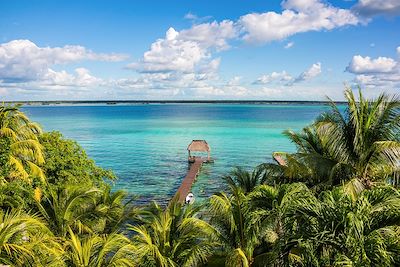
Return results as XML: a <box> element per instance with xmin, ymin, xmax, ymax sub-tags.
<box><xmin>174</xmin><ymin>157</ymin><xmax>204</xmax><ymax>203</ymax></box>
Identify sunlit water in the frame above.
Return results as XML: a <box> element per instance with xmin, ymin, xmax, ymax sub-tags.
<box><xmin>22</xmin><ymin>104</ymin><xmax>329</xmax><ymax>204</ymax></box>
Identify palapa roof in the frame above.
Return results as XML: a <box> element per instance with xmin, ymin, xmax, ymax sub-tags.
<box><xmin>187</xmin><ymin>140</ymin><xmax>210</xmax><ymax>152</ymax></box>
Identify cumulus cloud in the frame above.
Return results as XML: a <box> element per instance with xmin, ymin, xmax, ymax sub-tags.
<box><xmin>1</xmin><ymin>0</ymin><xmax>389</xmax><ymax>100</ymax></box>
<box><xmin>240</xmin><ymin>0</ymin><xmax>359</xmax><ymax>43</ymax></box>
<box><xmin>227</xmin><ymin>76</ymin><xmax>242</xmax><ymax>86</ymax></box>
<box><xmin>346</xmin><ymin>55</ymin><xmax>397</xmax><ymax>74</ymax></box>
<box><xmin>128</xmin><ymin>0</ymin><xmax>357</xmax><ymax>93</ymax></box>
<box><xmin>41</xmin><ymin>68</ymin><xmax>103</xmax><ymax>88</ymax></box>
<box><xmin>0</xmin><ymin>39</ymin><xmax>128</xmax><ymax>82</ymax></box>
<box><xmin>347</xmin><ymin>47</ymin><xmax>400</xmax><ymax>88</ymax></box>
<box><xmin>353</xmin><ymin>0</ymin><xmax>400</xmax><ymax>17</ymax></box>
<box><xmin>127</xmin><ymin>21</ymin><xmax>237</xmax><ymax>74</ymax></box>
<box><xmin>254</xmin><ymin>63</ymin><xmax>322</xmax><ymax>86</ymax></box>
<box><xmin>294</xmin><ymin>62</ymin><xmax>322</xmax><ymax>83</ymax></box>
<box><xmin>122</xmin><ymin>0</ymin><xmax>363</xmax><ymax>98</ymax></box>
<box><xmin>254</xmin><ymin>71</ymin><xmax>293</xmax><ymax>84</ymax></box>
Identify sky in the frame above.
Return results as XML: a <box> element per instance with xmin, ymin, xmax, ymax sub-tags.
<box><xmin>0</xmin><ymin>0</ymin><xmax>400</xmax><ymax>101</ymax></box>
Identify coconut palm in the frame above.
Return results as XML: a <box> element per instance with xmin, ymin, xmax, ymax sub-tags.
<box><xmin>130</xmin><ymin>199</ymin><xmax>216</xmax><ymax>267</ymax></box>
<box><xmin>78</xmin><ymin>188</ymin><xmax>139</xmax><ymax>234</ymax></box>
<box><xmin>208</xmin><ymin>190</ymin><xmax>260</xmax><ymax>266</ymax></box>
<box><xmin>64</xmin><ymin>228</ymin><xmax>136</xmax><ymax>267</ymax></box>
<box><xmin>288</xmin><ymin>185</ymin><xmax>400</xmax><ymax>266</ymax></box>
<box><xmin>263</xmin><ymin>88</ymin><xmax>400</xmax><ymax>191</ymax></box>
<box><xmin>35</xmin><ymin>184</ymin><xmax>100</xmax><ymax>237</ymax></box>
<box><xmin>247</xmin><ymin>183</ymin><xmax>316</xmax><ymax>266</ymax></box>
<box><xmin>0</xmin><ymin>105</ymin><xmax>45</xmax><ymax>183</ymax></box>
<box><xmin>224</xmin><ymin>166</ymin><xmax>267</xmax><ymax>194</ymax></box>
<box><xmin>0</xmin><ymin>210</ymin><xmax>62</xmax><ymax>266</ymax></box>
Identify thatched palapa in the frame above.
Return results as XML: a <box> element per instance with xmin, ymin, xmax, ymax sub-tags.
<box><xmin>187</xmin><ymin>140</ymin><xmax>211</xmax><ymax>161</ymax></box>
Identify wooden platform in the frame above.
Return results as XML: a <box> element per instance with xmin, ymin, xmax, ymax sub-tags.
<box><xmin>174</xmin><ymin>157</ymin><xmax>204</xmax><ymax>203</ymax></box>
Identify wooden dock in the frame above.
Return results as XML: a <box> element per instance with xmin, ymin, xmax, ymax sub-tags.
<box><xmin>174</xmin><ymin>157</ymin><xmax>204</xmax><ymax>203</ymax></box>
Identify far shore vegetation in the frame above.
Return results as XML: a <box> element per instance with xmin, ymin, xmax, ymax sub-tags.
<box><xmin>0</xmin><ymin>88</ymin><xmax>399</xmax><ymax>266</ymax></box>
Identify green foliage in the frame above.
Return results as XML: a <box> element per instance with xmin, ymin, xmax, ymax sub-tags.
<box><xmin>208</xmin><ymin>190</ymin><xmax>258</xmax><ymax>266</ymax></box>
<box><xmin>0</xmin><ymin>104</ymin><xmax>44</xmax><ymax>183</ymax></box>
<box><xmin>262</xmin><ymin>88</ymin><xmax>400</xmax><ymax>191</ymax></box>
<box><xmin>131</xmin><ymin>199</ymin><xmax>217</xmax><ymax>267</ymax></box>
<box><xmin>0</xmin><ymin>210</ymin><xmax>62</xmax><ymax>266</ymax></box>
<box><xmin>0</xmin><ymin>89</ymin><xmax>399</xmax><ymax>266</ymax></box>
<box><xmin>224</xmin><ymin>166</ymin><xmax>267</xmax><ymax>195</ymax></box>
<box><xmin>64</xmin><ymin>229</ymin><xmax>136</xmax><ymax>267</ymax></box>
<box><xmin>0</xmin><ymin>137</ymin><xmax>11</xmax><ymax>180</ymax></box>
<box><xmin>286</xmin><ymin>186</ymin><xmax>400</xmax><ymax>266</ymax></box>
<box><xmin>0</xmin><ymin>180</ymin><xmax>36</xmax><ymax>211</ymax></box>
<box><xmin>39</xmin><ymin>131</ymin><xmax>115</xmax><ymax>188</ymax></box>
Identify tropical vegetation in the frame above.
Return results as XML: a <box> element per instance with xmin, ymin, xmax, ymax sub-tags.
<box><xmin>0</xmin><ymin>88</ymin><xmax>398</xmax><ymax>266</ymax></box>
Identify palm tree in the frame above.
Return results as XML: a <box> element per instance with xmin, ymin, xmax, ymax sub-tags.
<box><xmin>208</xmin><ymin>182</ymin><xmax>314</xmax><ymax>266</ymax></box>
<box><xmin>130</xmin><ymin>199</ymin><xmax>216</xmax><ymax>267</ymax></box>
<box><xmin>287</xmin><ymin>185</ymin><xmax>400</xmax><ymax>266</ymax></box>
<box><xmin>224</xmin><ymin>166</ymin><xmax>267</xmax><ymax>194</ymax></box>
<box><xmin>35</xmin><ymin>184</ymin><xmax>100</xmax><ymax>237</ymax></box>
<box><xmin>247</xmin><ymin>183</ymin><xmax>316</xmax><ymax>266</ymax></box>
<box><xmin>64</xmin><ymin>228</ymin><xmax>136</xmax><ymax>267</ymax></box>
<box><xmin>0</xmin><ymin>104</ymin><xmax>45</xmax><ymax>183</ymax></box>
<box><xmin>208</xmin><ymin>190</ymin><xmax>259</xmax><ymax>266</ymax></box>
<box><xmin>0</xmin><ymin>210</ymin><xmax>62</xmax><ymax>266</ymax></box>
<box><xmin>77</xmin><ymin>188</ymin><xmax>139</xmax><ymax>234</ymax></box>
<box><xmin>263</xmin><ymin>88</ymin><xmax>400</xmax><ymax>190</ymax></box>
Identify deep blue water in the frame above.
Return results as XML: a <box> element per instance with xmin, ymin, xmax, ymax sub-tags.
<box><xmin>22</xmin><ymin>104</ymin><xmax>329</xmax><ymax>204</ymax></box>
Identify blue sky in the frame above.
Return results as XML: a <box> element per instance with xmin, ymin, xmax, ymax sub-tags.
<box><xmin>0</xmin><ymin>0</ymin><xmax>399</xmax><ymax>100</ymax></box>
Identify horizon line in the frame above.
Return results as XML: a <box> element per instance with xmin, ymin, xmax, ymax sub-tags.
<box><xmin>5</xmin><ymin>100</ymin><xmax>348</xmax><ymax>105</ymax></box>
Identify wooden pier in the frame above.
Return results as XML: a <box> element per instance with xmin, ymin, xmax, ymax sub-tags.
<box><xmin>171</xmin><ymin>140</ymin><xmax>213</xmax><ymax>204</ymax></box>
<box><xmin>174</xmin><ymin>157</ymin><xmax>205</xmax><ymax>203</ymax></box>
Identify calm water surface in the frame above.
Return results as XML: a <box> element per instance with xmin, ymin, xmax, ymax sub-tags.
<box><xmin>22</xmin><ymin>104</ymin><xmax>329</xmax><ymax>204</ymax></box>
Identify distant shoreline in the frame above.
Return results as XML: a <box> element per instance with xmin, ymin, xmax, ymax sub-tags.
<box><xmin>6</xmin><ymin>100</ymin><xmax>347</xmax><ymax>106</ymax></box>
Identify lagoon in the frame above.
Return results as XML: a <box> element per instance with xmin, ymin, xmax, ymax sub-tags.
<box><xmin>22</xmin><ymin>103</ymin><xmax>329</xmax><ymax>204</ymax></box>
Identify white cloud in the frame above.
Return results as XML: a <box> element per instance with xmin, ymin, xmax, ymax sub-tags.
<box><xmin>294</xmin><ymin>62</ymin><xmax>322</xmax><ymax>82</ymax></box>
<box><xmin>1</xmin><ymin>1</ymin><xmax>393</xmax><ymax>100</ymax></box>
<box><xmin>254</xmin><ymin>63</ymin><xmax>322</xmax><ymax>86</ymax></box>
<box><xmin>122</xmin><ymin>0</ymin><xmax>361</xmax><ymax>98</ymax></box>
<box><xmin>346</xmin><ymin>55</ymin><xmax>397</xmax><ymax>73</ymax></box>
<box><xmin>254</xmin><ymin>71</ymin><xmax>293</xmax><ymax>84</ymax></box>
<box><xmin>353</xmin><ymin>0</ymin><xmax>400</xmax><ymax>17</ymax></box>
<box><xmin>184</xmin><ymin>12</ymin><xmax>213</xmax><ymax>23</ymax></box>
<box><xmin>227</xmin><ymin>76</ymin><xmax>242</xmax><ymax>86</ymax></box>
<box><xmin>239</xmin><ymin>0</ymin><xmax>359</xmax><ymax>43</ymax></box>
<box><xmin>0</xmin><ymin>39</ymin><xmax>128</xmax><ymax>82</ymax></box>
<box><xmin>179</xmin><ymin>20</ymin><xmax>237</xmax><ymax>51</ymax></box>
<box><xmin>126</xmin><ymin>27</ymin><xmax>208</xmax><ymax>73</ymax></box>
<box><xmin>184</xmin><ymin>12</ymin><xmax>198</xmax><ymax>20</ymax></box>
<box><xmin>127</xmin><ymin>21</ymin><xmax>237</xmax><ymax>74</ymax></box>
<box><xmin>41</xmin><ymin>68</ymin><xmax>102</xmax><ymax>88</ymax></box>
<box><xmin>284</xmin><ymin>42</ymin><xmax>294</xmax><ymax>49</ymax></box>
<box><xmin>347</xmin><ymin>47</ymin><xmax>400</xmax><ymax>88</ymax></box>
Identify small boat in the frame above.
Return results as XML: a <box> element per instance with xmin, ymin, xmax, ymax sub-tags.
<box><xmin>185</xmin><ymin>193</ymin><xmax>195</xmax><ymax>204</ymax></box>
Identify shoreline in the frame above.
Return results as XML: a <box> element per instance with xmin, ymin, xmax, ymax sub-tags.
<box><xmin>7</xmin><ymin>100</ymin><xmax>347</xmax><ymax>106</ymax></box>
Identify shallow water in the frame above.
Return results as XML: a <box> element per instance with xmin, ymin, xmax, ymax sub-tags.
<box><xmin>22</xmin><ymin>103</ymin><xmax>329</xmax><ymax>204</ymax></box>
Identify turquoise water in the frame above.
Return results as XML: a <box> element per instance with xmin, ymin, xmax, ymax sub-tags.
<box><xmin>22</xmin><ymin>104</ymin><xmax>328</xmax><ymax>204</ymax></box>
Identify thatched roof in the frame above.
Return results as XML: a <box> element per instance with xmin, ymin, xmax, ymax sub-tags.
<box><xmin>187</xmin><ymin>140</ymin><xmax>210</xmax><ymax>152</ymax></box>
